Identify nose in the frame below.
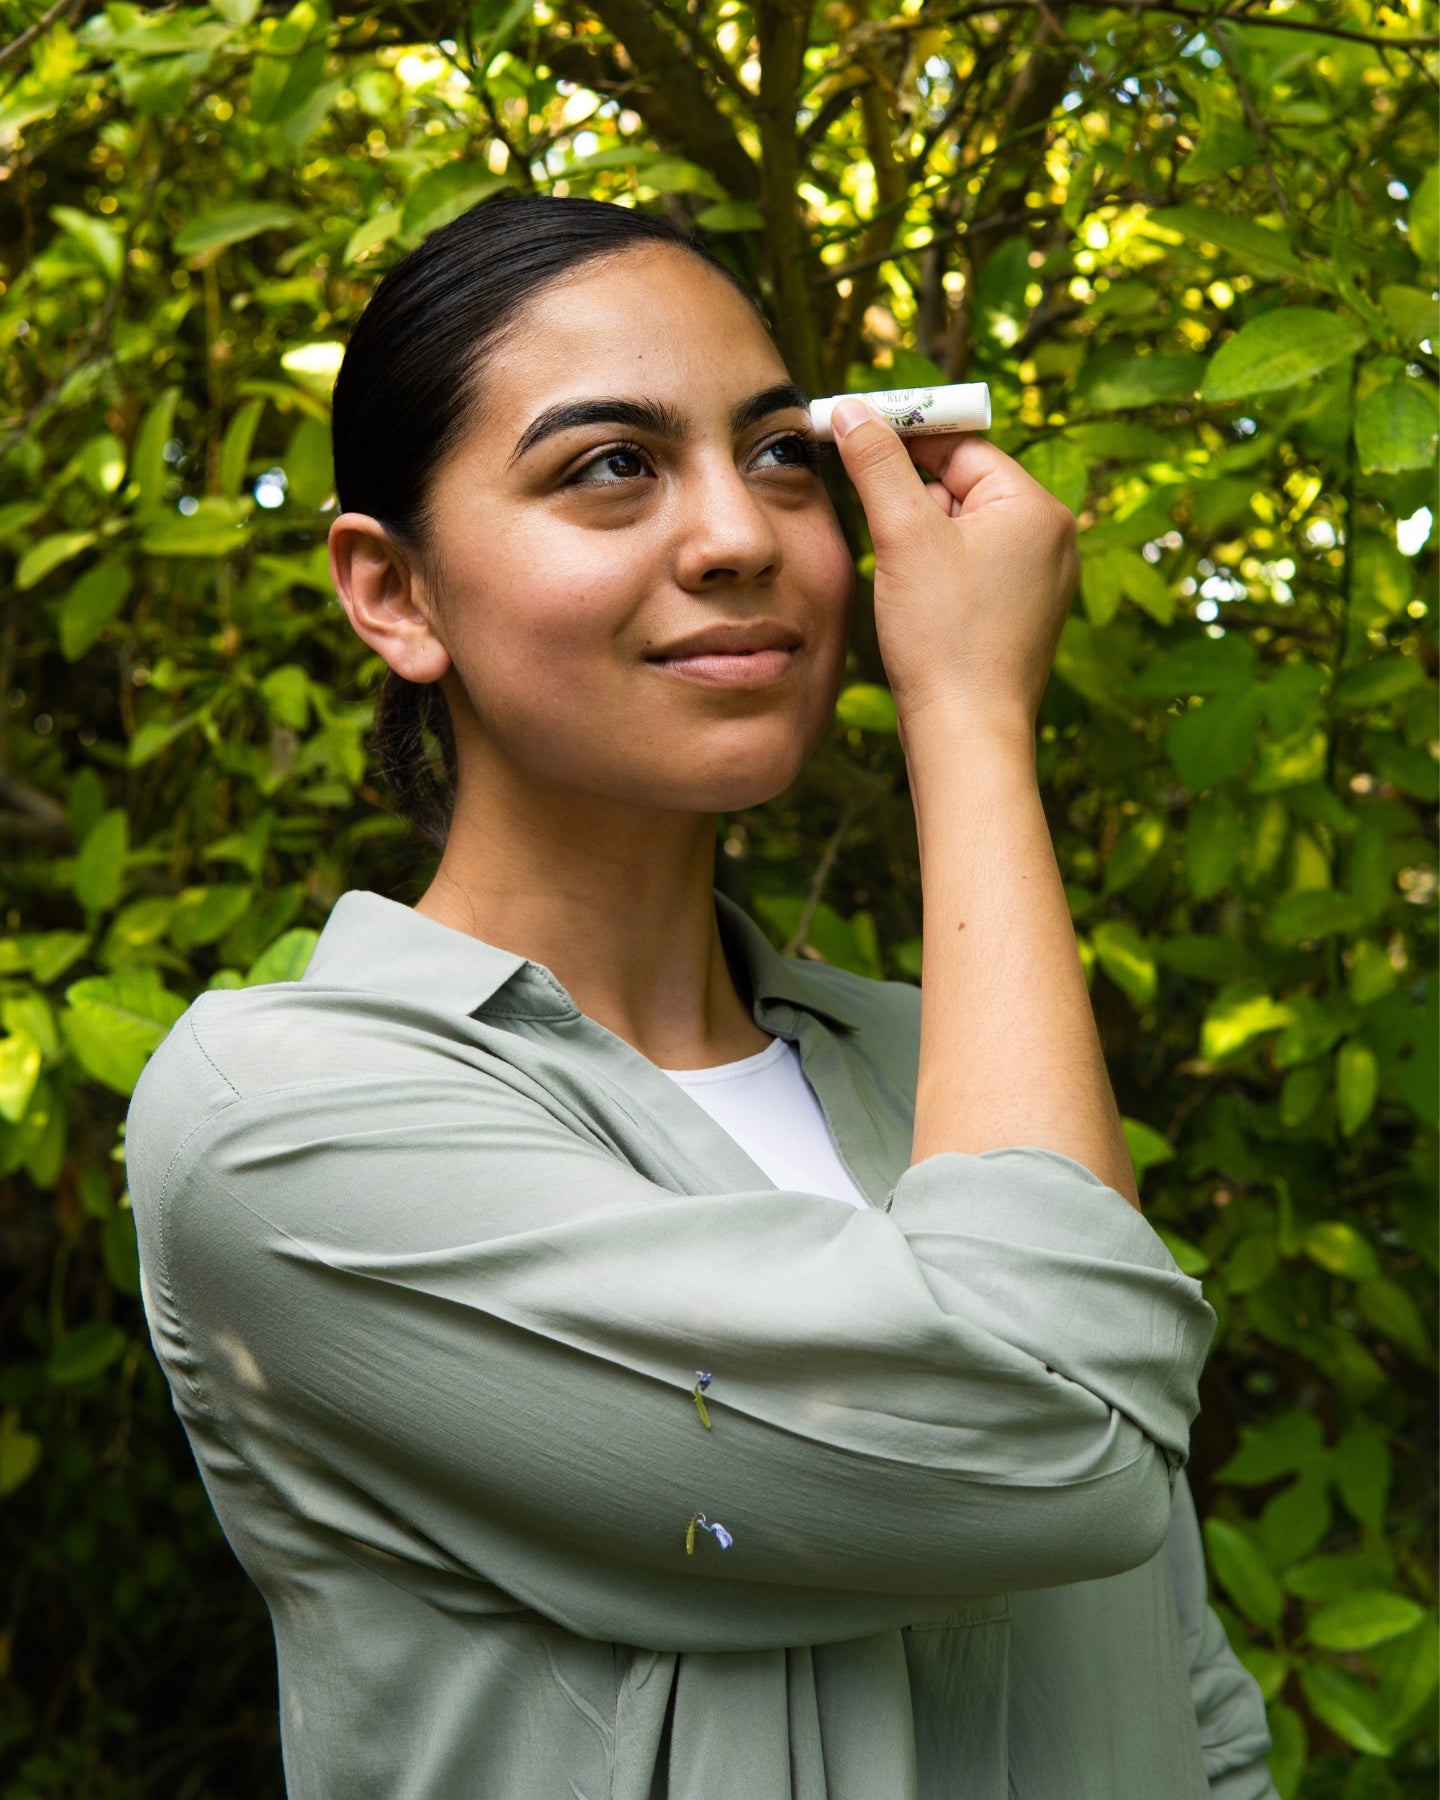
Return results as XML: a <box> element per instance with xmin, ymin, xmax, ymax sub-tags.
<box><xmin>672</xmin><ymin>454</ymin><xmax>782</xmax><ymax>592</ymax></box>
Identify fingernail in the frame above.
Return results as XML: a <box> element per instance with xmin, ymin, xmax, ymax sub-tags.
<box><xmin>831</xmin><ymin>398</ymin><xmax>877</xmax><ymax>440</ymax></box>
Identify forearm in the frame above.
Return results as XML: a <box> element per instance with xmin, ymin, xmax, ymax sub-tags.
<box><xmin>907</xmin><ymin>710</ymin><xmax>1140</xmax><ymax>1208</ymax></box>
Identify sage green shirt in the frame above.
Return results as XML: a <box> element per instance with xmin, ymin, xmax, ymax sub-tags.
<box><xmin>127</xmin><ymin>889</ymin><xmax>1275</xmax><ymax>1799</ymax></box>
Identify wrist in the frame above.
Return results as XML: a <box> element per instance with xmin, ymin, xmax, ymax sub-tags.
<box><xmin>898</xmin><ymin>696</ymin><xmax>1038</xmax><ymax>769</ymax></box>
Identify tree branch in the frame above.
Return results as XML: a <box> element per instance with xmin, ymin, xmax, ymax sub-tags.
<box><xmin>582</xmin><ymin>0</ymin><xmax>761</xmax><ymax>199</ymax></box>
<box><xmin>0</xmin><ymin>0</ymin><xmax>81</xmax><ymax>78</ymax></box>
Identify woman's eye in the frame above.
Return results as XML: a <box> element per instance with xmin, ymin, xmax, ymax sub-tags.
<box><xmin>754</xmin><ymin>432</ymin><xmax>822</xmax><ymax>473</ymax></box>
<box><xmin>572</xmin><ymin>447</ymin><xmax>651</xmax><ymax>486</ymax></box>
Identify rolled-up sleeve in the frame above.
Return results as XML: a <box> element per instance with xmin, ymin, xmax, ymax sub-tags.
<box><xmin>129</xmin><ymin>1004</ymin><xmax>1216</xmax><ymax>1655</ymax></box>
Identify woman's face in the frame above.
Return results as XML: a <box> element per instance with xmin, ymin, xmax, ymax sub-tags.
<box><xmin>418</xmin><ymin>245</ymin><xmax>854</xmax><ymax>815</ymax></box>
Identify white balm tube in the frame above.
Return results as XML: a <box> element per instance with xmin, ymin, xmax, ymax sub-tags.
<box><xmin>808</xmin><ymin>381</ymin><xmax>991</xmax><ymax>442</ymax></box>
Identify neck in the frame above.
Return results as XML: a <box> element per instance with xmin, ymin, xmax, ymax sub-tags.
<box><xmin>414</xmin><ymin>754</ymin><xmax>768</xmax><ymax>1069</ymax></box>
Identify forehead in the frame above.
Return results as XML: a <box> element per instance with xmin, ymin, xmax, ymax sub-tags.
<box><xmin>480</xmin><ymin>245</ymin><xmax>789</xmax><ymax>417</ymax></box>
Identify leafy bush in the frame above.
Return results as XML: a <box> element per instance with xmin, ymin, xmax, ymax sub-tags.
<box><xmin>1</xmin><ymin>2</ymin><xmax>1434</xmax><ymax>1793</ymax></box>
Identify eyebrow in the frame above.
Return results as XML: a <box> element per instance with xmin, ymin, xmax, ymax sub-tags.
<box><xmin>508</xmin><ymin>382</ymin><xmax>812</xmax><ymax>466</ymax></box>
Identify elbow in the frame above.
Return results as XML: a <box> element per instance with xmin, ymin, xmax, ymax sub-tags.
<box><xmin>990</xmin><ymin>1442</ymin><xmax>1179</xmax><ymax>1594</ymax></box>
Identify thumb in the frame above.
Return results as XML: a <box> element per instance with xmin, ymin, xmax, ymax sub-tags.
<box><xmin>830</xmin><ymin>400</ymin><xmax>933</xmax><ymax>553</ymax></box>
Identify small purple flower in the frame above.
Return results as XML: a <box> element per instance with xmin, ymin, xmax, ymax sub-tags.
<box><xmin>686</xmin><ymin>1511</ymin><xmax>734</xmax><ymax>1554</ymax></box>
<box><xmin>691</xmin><ymin>1372</ymin><xmax>714</xmax><ymax>1429</ymax></box>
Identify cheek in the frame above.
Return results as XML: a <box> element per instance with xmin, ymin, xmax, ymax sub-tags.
<box><xmin>441</xmin><ymin>523</ymin><xmax>651</xmax><ymax>691</ymax></box>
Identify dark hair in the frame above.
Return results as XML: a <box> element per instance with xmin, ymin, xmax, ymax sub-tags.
<box><xmin>332</xmin><ymin>193</ymin><xmax>761</xmax><ymax>848</ymax></box>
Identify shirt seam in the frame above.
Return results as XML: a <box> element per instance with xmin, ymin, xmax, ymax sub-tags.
<box><xmin>152</xmin><ymin>1014</ymin><xmax>244</xmax><ymax>1431</ymax></box>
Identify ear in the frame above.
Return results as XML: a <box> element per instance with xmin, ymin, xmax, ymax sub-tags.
<box><xmin>328</xmin><ymin>514</ymin><xmax>451</xmax><ymax>684</ymax></box>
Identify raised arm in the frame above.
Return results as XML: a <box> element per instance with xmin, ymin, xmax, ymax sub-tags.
<box><xmin>128</xmin><ymin>997</ymin><xmax>1214</xmax><ymax>1656</ymax></box>
<box><xmin>830</xmin><ymin>403</ymin><xmax>1139</xmax><ymax>1204</ymax></box>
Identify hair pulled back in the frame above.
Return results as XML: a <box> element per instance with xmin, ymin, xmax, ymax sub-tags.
<box><xmin>332</xmin><ymin>193</ymin><xmax>758</xmax><ymax>848</ymax></box>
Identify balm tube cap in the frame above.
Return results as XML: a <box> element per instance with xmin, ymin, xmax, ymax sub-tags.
<box><xmin>809</xmin><ymin>381</ymin><xmax>991</xmax><ymax>442</ymax></box>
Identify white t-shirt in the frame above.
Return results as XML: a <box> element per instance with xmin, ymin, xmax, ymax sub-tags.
<box><xmin>657</xmin><ymin>1035</ymin><xmax>870</xmax><ymax>1209</ymax></box>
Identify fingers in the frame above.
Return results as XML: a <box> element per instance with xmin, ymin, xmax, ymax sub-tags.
<box><xmin>830</xmin><ymin>400</ymin><xmax>934</xmax><ymax>550</ymax></box>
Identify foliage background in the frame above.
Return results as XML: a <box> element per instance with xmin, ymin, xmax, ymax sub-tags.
<box><xmin>0</xmin><ymin>0</ymin><xmax>1436</xmax><ymax>1792</ymax></box>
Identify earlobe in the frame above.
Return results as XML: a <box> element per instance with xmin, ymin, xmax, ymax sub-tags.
<box><xmin>328</xmin><ymin>513</ymin><xmax>451</xmax><ymax>685</ymax></box>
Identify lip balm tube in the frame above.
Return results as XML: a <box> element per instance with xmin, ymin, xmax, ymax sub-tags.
<box><xmin>808</xmin><ymin>381</ymin><xmax>991</xmax><ymax>442</ymax></box>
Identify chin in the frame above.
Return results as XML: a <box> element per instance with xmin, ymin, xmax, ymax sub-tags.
<box><xmin>663</xmin><ymin>738</ymin><xmax>819</xmax><ymax>813</ymax></box>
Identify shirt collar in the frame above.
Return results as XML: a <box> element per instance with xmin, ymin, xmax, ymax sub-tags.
<box><xmin>301</xmin><ymin>888</ymin><xmax>863</xmax><ymax>1033</ymax></box>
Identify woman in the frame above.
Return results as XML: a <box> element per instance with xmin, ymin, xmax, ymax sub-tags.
<box><xmin>127</xmin><ymin>195</ymin><xmax>1275</xmax><ymax>1799</ymax></box>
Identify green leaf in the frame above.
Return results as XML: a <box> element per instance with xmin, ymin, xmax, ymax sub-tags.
<box><xmin>1249</xmin><ymin>727</ymin><xmax>1328</xmax><ymax>795</ymax></box>
<box><xmin>79</xmin><ymin>431</ymin><xmax>127</xmax><ymax>496</ymax></box>
<box><xmin>1184</xmin><ymin>792</ymin><xmax>1242</xmax><ymax>900</ymax></box>
<box><xmin>1200</xmin><ymin>309</ymin><xmax>1367</xmax><ymax>404</ymax></box>
<box><xmin>1080</xmin><ymin>545</ymin><xmax>1173</xmax><ymax>627</ymax></box>
<box><xmin>1279</xmin><ymin>1062</ymin><xmax>1326</xmax><ymax>1128</ymax></box>
<box><xmin>0</xmin><ymin>1411</ymin><xmax>42</xmax><ymax>1497</ymax></box>
<box><xmin>49</xmin><ymin>204</ymin><xmax>123</xmax><ymax>279</ymax></box>
<box><xmin>401</xmin><ymin>165</ymin><xmax>511</xmax><ymax>240</ymax></box>
<box><xmin>1121</xmin><ymin>1116</ymin><xmax>1174</xmax><ymax>1177</ymax></box>
<box><xmin>1375</xmin><ymin>1616</ymin><xmax>1439</xmax><ymax>1735</ymax></box>
<box><xmin>1309</xmin><ymin>1591</ymin><xmax>1425</xmax><ymax>1653</ymax></box>
<box><xmin>1215</xmin><ymin>1409</ymin><xmax>1325</xmax><ymax>1485</ymax></box>
<box><xmin>174</xmin><ymin>201</ymin><xmax>301</xmax><ymax>259</ymax></box>
<box><xmin>101</xmin><ymin>1206</ymin><xmax>141</xmax><ymax>1297</ymax></box>
<box><xmin>72</xmin><ymin>808</ymin><xmax>129</xmax><ymax>912</ymax></box>
<box><xmin>131</xmin><ymin>386</ymin><xmax>180</xmax><ymax>506</ymax></box>
<box><xmin>1354</xmin><ymin>378</ymin><xmax>1438</xmax><ymax>473</ymax></box>
<box><xmin>279</xmin><ymin>340</ymin><xmax>345</xmax><ymax>401</ymax></box>
<box><xmin>1335</xmin><ymin>1038</ymin><xmax>1380</xmax><ymax>1137</ymax></box>
<box><xmin>1333</xmin><ymin>655</ymin><xmax>1426</xmax><ymax>713</ymax></box>
<box><xmin>60</xmin><ymin>975</ymin><xmax>186</xmax><ymax>1096</ymax></box>
<box><xmin>1200</xmin><ymin>982</ymin><xmax>1294</xmax><ymax>1062</ymax></box>
<box><xmin>245</xmin><ymin>928</ymin><xmax>319</xmax><ymax>985</ymax></box>
<box><xmin>1052</xmin><ymin>616</ymin><xmax>1128</xmax><ymax>713</ymax></box>
<box><xmin>261</xmin><ymin>665</ymin><xmax>311</xmax><ymax>730</ymax></box>
<box><xmin>695</xmin><ymin>201</ymin><xmax>764</xmax><ymax>233</ymax></box>
<box><xmin>46</xmin><ymin>1320</ymin><xmax>127</xmax><ymax>1387</ymax></box>
<box><xmin>219</xmin><ymin>397</ymin><xmax>265</xmax><ymax>499</ymax></box>
<box><xmin>1102</xmin><ymin>816</ymin><xmax>1166</xmax><ymax>895</ymax></box>
<box><xmin>16</xmin><ymin>531</ymin><xmax>96</xmax><ymax>592</ymax></box>
<box><xmin>127</xmin><ymin>709</ymin><xmax>206</xmax><ymax>768</ymax></box>
<box><xmin>1175</xmin><ymin>82</ymin><xmax>1255</xmax><ymax>184</ymax></box>
<box><xmin>1166</xmin><ymin>690</ymin><xmax>1263</xmax><ymax>791</ymax></box>
<box><xmin>1204</xmin><ymin>1518</ymin><xmax>1284</xmax><ymax>1632</ymax></box>
<box><xmin>1266</xmin><ymin>1702</ymin><xmax>1305</xmax><ymax>1798</ymax></box>
<box><xmin>1331</xmin><ymin>1428</ymin><xmax>1391</xmax><ymax>1530</ymax></box>
<box><xmin>283</xmin><ymin>415</ymin><xmax>334</xmax><ymax>510</ymax></box>
<box><xmin>0</xmin><ymin>1030</ymin><xmax>42</xmax><ymax>1124</ymax></box>
<box><xmin>1408</xmin><ymin>163</ymin><xmax>1438</xmax><ymax>272</ymax></box>
<box><xmin>1078</xmin><ymin>353</ymin><xmax>1203</xmax><ymax>411</ymax></box>
<box><xmin>1355</xmin><ymin>1276</ymin><xmax>1431</xmax><ymax>1362</ymax></box>
<box><xmin>1380</xmin><ymin>283</ymin><xmax>1439</xmax><ymax>349</ymax></box>
<box><xmin>169</xmin><ymin>884</ymin><xmax>255</xmax><ymax>950</ymax></box>
<box><xmin>1304</xmin><ymin>1221</ymin><xmax>1380</xmax><ymax>1280</ymax></box>
<box><xmin>1259</xmin><ymin>1470</ymin><xmax>1332</xmax><ymax>1568</ymax></box>
<box><xmin>59</xmin><ymin>559</ymin><xmax>131</xmax><ymax>661</ymax></box>
<box><xmin>1235</xmin><ymin>1645</ymin><xmax>1289</xmax><ymax>1705</ymax></box>
<box><xmin>344</xmin><ymin>208</ymin><xmax>403</xmax><ymax>266</ymax></box>
<box><xmin>1128</xmin><ymin>633</ymin><xmax>1257</xmax><ymax>700</ymax></box>
<box><xmin>1155</xmin><ymin>1227</ymin><xmax>1209</xmax><ymax>1276</ymax></box>
<box><xmin>1299</xmin><ymin>1666</ymin><xmax>1394</xmax><ymax>1758</ymax></box>
<box><xmin>1286</xmin><ymin>1551</ymin><xmax>1396</xmax><ymax>1602</ymax></box>
<box><xmin>1222</xmin><ymin>1230</ymin><xmax>1277</xmax><ymax>1295</ymax></box>
<box><xmin>1265</xmin><ymin>889</ymin><xmax>1365</xmax><ymax>947</ymax></box>
<box><xmin>1018</xmin><ymin>437</ymin><xmax>1087</xmax><ymax>515</ymax></box>
<box><xmin>140</xmin><ymin>497</ymin><xmax>252</xmax><ymax>557</ymax></box>
<box><xmin>1146</xmin><ymin>207</ymin><xmax>1306</xmax><ymax>280</ymax></box>
<box><xmin>834</xmin><ymin>683</ymin><xmax>897</xmax><ymax>733</ymax></box>
<box><xmin>1090</xmin><ymin>920</ymin><xmax>1157</xmax><ymax>1008</ymax></box>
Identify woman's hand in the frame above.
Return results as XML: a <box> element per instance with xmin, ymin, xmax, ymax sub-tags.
<box><xmin>830</xmin><ymin>400</ymin><xmax>1080</xmax><ymax>737</ymax></box>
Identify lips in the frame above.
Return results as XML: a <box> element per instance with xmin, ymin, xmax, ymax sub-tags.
<box><xmin>645</xmin><ymin>622</ymin><xmax>801</xmax><ymax>690</ymax></box>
